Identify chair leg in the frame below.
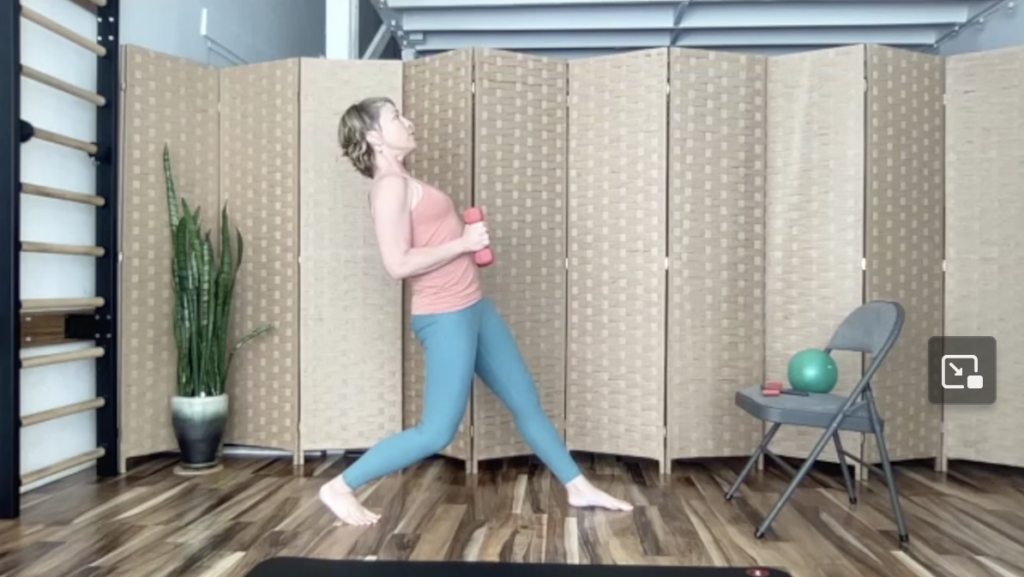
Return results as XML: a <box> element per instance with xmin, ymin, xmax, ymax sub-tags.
<box><xmin>755</xmin><ymin>422</ymin><xmax>840</xmax><ymax>539</ymax></box>
<box><xmin>726</xmin><ymin>422</ymin><xmax>781</xmax><ymax>501</ymax></box>
<box><xmin>832</xmin><ymin>432</ymin><xmax>857</xmax><ymax>504</ymax></box>
<box><xmin>865</xmin><ymin>389</ymin><xmax>909</xmax><ymax>543</ymax></box>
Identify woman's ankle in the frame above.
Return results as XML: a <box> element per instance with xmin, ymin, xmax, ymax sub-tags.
<box><xmin>326</xmin><ymin>475</ymin><xmax>354</xmax><ymax>494</ymax></box>
<box><xmin>564</xmin><ymin>474</ymin><xmax>589</xmax><ymax>490</ymax></box>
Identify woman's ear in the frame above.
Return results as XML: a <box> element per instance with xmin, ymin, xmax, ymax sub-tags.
<box><xmin>365</xmin><ymin>129</ymin><xmax>383</xmax><ymax>149</ymax></box>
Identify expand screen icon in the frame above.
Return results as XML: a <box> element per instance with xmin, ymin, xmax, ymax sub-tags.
<box><xmin>941</xmin><ymin>355</ymin><xmax>983</xmax><ymax>389</ymax></box>
<box><xmin>928</xmin><ymin>336</ymin><xmax>996</xmax><ymax>405</ymax></box>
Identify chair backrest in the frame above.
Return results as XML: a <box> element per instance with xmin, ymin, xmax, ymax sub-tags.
<box><xmin>825</xmin><ymin>300</ymin><xmax>904</xmax><ymax>356</ymax></box>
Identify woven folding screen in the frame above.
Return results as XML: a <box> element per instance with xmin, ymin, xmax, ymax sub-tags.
<box><xmin>863</xmin><ymin>45</ymin><xmax>944</xmax><ymax>463</ymax></box>
<box><xmin>666</xmin><ymin>49</ymin><xmax>767</xmax><ymax>461</ymax></box>
<box><xmin>566</xmin><ymin>49</ymin><xmax>668</xmax><ymax>470</ymax></box>
<box><xmin>116</xmin><ymin>43</ymin><xmax>1006</xmax><ymax>475</ymax></box>
<box><xmin>471</xmin><ymin>48</ymin><xmax>569</xmax><ymax>464</ymax></box>
<box><xmin>764</xmin><ymin>46</ymin><xmax>866</xmax><ymax>462</ymax></box>
<box><xmin>219</xmin><ymin>61</ymin><xmax>300</xmax><ymax>453</ymax></box>
<box><xmin>298</xmin><ymin>59</ymin><xmax>405</xmax><ymax>452</ymax></box>
<box><xmin>944</xmin><ymin>46</ymin><xmax>1024</xmax><ymax>468</ymax></box>
<box><xmin>118</xmin><ymin>46</ymin><xmax>221</xmax><ymax>468</ymax></box>
<box><xmin>402</xmin><ymin>49</ymin><xmax>475</xmax><ymax>464</ymax></box>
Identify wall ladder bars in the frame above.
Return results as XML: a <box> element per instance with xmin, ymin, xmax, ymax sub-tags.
<box><xmin>1</xmin><ymin>0</ymin><xmax>120</xmax><ymax>519</ymax></box>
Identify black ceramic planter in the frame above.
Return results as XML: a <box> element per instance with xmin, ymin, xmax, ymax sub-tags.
<box><xmin>170</xmin><ymin>394</ymin><xmax>229</xmax><ymax>469</ymax></box>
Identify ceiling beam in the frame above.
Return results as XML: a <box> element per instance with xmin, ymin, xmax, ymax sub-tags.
<box><xmin>418</xmin><ymin>44</ymin><xmax>884</xmax><ymax>59</ymax></box>
<box><xmin>390</xmin><ymin>0</ymin><xmax>969</xmax><ymax>6</ymax></box>
<box><xmin>402</xmin><ymin>3</ymin><xmax>674</xmax><ymax>30</ymax></box>
<box><xmin>390</xmin><ymin>0</ymin><xmax>678</xmax><ymax>7</ymax></box>
<box><xmin>397</xmin><ymin>1</ymin><xmax>971</xmax><ymax>31</ymax></box>
<box><xmin>413</xmin><ymin>26</ymin><xmax>942</xmax><ymax>51</ymax></box>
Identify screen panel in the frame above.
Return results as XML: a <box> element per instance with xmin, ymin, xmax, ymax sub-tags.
<box><xmin>298</xmin><ymin>58</ymin><xmax>405</xmax><ymax>452</ymax></box>
<box><xmin>666</xmin><ymin>48</ymin><xmax>767</xmax><ymax>462</ymax></box>
<box><xmin>471</xmin><ymin>48</ymin><xmax>569</xmax><ymax>464</ymax></box>
<box><xmin>402</xmin><ymin>49</ymin><xmax>475</xmax><ymax>463</ymax></box>
<box><xmin>118</xmin><ymin>46</ymin><xmax>221</xmax><ymax>465</ymax></box>
<box><xmin>764</xmin><ymin>46</ymin><xmax>866</xmax><ymax>461</ymax></box>
<box><xmin>944</xmin><ymin>46</ymin><xmax>1024</xmax><ymax>468</ymax></box>
<box><xmin>219</xmin><ymin>59</ymin><xmax>301</xmax><ymax>453</ymax></box>
<box><xmin>566</xmin><ymin>49</ymin><xmax>668</xmax><ymax>467</ymax></box>
<box><xmin>863</xmin><ymin>45</ymin><xmax>945</xmax><ymax>464</ymax></box>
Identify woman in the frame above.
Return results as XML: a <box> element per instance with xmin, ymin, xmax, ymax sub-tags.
<box><xmin>319</xmin><ymin>96</ymin><xmax>633</xmax><ymax>526</ymax></box>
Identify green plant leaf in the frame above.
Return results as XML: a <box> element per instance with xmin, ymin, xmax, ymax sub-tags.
<box><xmin>163</xmin><ymin>144</ymin><xmax>180</xmax><ymax>240</ymax></box>
<box><xmin>199</xmin><ymin>233</ymin><xmax>214</xmax><ymax>395</ymax></box>
<box><xmin>227</xmin><ymin>323</ymin><xmax>273</xmax><ymax>375</ymax></box>
<box><xmin>174</xmin><ymin>211</ymin><xmax>195</xmax><ymax>396</ymax></box>
<box><xmin>162</xmin><ymin>146</ymin><xmax>272</xmax><ymax>398</ymax></box>
<box><xmin>215</xmin><ymin>206</ymin><xmax>234</xmax><ymax>393</ymax></box>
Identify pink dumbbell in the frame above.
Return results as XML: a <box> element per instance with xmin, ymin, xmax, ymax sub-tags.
<box><xmin>463</xmin><ymin>207</ymin><xmax>494</xmax><ymax>267</ymax></box>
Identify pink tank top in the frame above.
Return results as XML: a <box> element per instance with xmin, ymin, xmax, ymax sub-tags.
<box><xmin>406</xmin><ymin>179</ymin><xmax>482</xmax><ymax>315</ymax></box>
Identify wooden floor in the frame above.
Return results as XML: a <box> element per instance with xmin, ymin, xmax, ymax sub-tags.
<box><xmin>1</xmin><ymin>452</ymin><xmax>1023</xmax><ymax>577</ymax></box>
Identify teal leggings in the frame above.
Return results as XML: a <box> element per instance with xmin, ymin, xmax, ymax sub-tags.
<box><xmin>340</xmin><ymin>297</ymin><xmax>582</xmax><ymax>489</ymax></box>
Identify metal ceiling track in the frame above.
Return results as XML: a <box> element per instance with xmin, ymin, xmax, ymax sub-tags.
<box><xmin>367</xmin><ymin>0</ymin><xmax>997</xmax><ymax>59</ymax></box>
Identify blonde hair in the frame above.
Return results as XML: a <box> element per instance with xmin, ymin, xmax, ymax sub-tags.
<box><xmin>339</xmin><ymin>96</ymin><xmax>394</xmax><ymax>179</ymax></box>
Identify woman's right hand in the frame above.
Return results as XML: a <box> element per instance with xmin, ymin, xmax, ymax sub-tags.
<box><xmin>460</xmin><ymin>222</ymin><xmax>490</xmax><ymax>253</ymax></box>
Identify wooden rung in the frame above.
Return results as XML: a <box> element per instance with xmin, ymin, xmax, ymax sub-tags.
<box><xmin>87</xmin><ymin>0</ymin><xmax>108</xmax><ymax>6</ymax></box>
<box><xmin>30</xmin><ymin>126</ymin><xmax>99</xmax><ymax>156</ymax></box>
<box><xmin>21</xmin><ymin>65</ymin><xmax>106</xmax><ymax>106</ymax></box>
<box><xmin>21</xmin><ymin>241</ymin><xmax>105</xmax><ymax>257</ymax></box>
<box><xmin>21</xmin><ymin>447</ymin><xmax>105</xmax><ymax>486</ymax></box>
<box><xmin>21</xmin><ymin>297</ymin><xmax>105</xmax><ymax>312</ymax></box>
<box><xmin>19</xmin><ymin>4</ymin><xmax>107</xmax><ymax>57</ymax></box>
<box><xmin>21</xmin><ymin>397</ymin><xmax>106</xmax><ymax>427</ymax></box>
<box><xmin>21</xmin><ymin>346</ymin><xmax>105</xmax><ymax>369</ymax></box>
<box><xmin>67</xmin><ymin>0</ymin><xmax>102</xmax><ymax>13</ymax></box>
<box><xmin>21</xmin><ymin>182</ymin><xmax>105</xmax><ymax>206</ymax></box>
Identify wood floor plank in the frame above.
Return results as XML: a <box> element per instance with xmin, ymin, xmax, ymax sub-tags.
<box><xmin>0</xmin><ymin>540</ymin><xmax>63</xmax><ymax>576</ymax></box>
<box><xmin>891</xmin><ymin>550</ymin><xmax>937</xmax><ymax>577</ymax></box>
<box><xmin>4</xmin><ymin>455</ymin><xmax>1024</xmax><ymax>577</ymax></box>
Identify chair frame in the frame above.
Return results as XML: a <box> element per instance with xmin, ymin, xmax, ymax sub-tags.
<box><xmin>724</xmin><ymin>300</ymin><xmax>909</xmax><ymax>544</ymax></box>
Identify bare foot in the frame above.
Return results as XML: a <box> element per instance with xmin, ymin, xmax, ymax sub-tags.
<box><xmin>319</xmin><ymin>478</ymin><xmax>381</xmax><ymax>526</ymax></box>
<box><xmin>565</xmin><ymin>476</ymin><xmax>633</xmax><ymax>511</ymax></box>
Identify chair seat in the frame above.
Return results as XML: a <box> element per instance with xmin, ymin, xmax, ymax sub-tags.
<box><xmin>734</xmin><ymin>385</ymin><xmax>878</xmax><ymax>433</ymax></box>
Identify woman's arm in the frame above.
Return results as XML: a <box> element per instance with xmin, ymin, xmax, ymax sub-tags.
<box><xmin>370</xmin><ymin>175</ymin><xmax>471</xmax><ymax>280</ymax></box>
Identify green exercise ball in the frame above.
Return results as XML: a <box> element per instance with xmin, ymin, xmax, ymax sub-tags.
<box><xmin>787</xmin><ymin>348</ymin><xmax>838</xmax><ymax>393</ymax></box>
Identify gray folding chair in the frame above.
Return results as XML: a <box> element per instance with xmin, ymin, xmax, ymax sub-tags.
<box><xmin>725</xmin><ymin>300</ymin><xmax>909</xmax><ymax>544</ymax></box>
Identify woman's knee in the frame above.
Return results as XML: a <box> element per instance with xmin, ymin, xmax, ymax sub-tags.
<box><xmin>412</xmin><ymin>422</ymin><xmax>459</xmax><ymax>455</ymax></box>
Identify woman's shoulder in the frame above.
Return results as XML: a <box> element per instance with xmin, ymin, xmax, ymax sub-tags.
<box><xmin>370</xmin><ymin>173</ymin><xmax>413</xmax><ymax>196</ymax></box>
<box><xmin>372</xmin><ymin>172</ymin><xmax>410</xmax><ymax>188</ymax></box>
<box><xmin>369</xmin><ymin>173</ymin><xmax>424</xmax><ymax>210</ymax></box>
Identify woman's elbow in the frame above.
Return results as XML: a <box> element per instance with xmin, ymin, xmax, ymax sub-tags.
<box><xmin>383</xmin><ymin>261</ymin><xmax>409</xmax><ymax>281</ymax></box>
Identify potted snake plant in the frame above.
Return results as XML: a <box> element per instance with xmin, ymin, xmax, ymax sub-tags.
<box><xmin>163</xmin><ymin>144</ymin><xmax>271</xmax><ymax>471</ymax></box>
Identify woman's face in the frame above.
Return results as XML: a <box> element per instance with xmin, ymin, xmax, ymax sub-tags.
<box><xmin>373</xmin><ymin>102</ymin><xmax>416</xmax><ymax>155</ymax></box>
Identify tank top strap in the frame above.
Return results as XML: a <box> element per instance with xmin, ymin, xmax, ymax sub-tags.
<box><xmin>368</xmin><ymin>173</ymin><xmax>426</xmax><ymax>215</ymax></box>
